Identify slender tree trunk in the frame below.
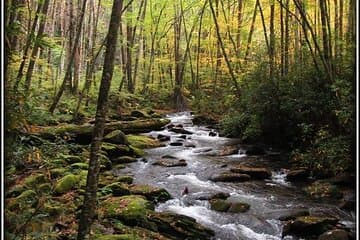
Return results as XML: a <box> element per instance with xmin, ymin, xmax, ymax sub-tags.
<box><xmin>126</xmin><ymin>3</ymin><xmax>134</xmax><ymax>93</ymax></box>
<box><xmin>258</xmin><ymin>0</ymin><xmax>270</xmax><ymax>54</ymax></box>
<box><xmin>269</xmin><ymin>1</ymin><xmax>275</xmax><ymax>81</ymax></box>
<box><xmin>319</xmin><ymin>0</ymin><xmax>333</xmax><ymax>82</ymax></box>
<box><xmin>13</xmin><ymin>2</ymin><xmax>43</xmax><ymax>91</ymax></box>
<box><xmin>195</xmin><ymin>1</ymin><xmax>206</xmax><ymax>89</ymax></box>
<box><xmin>77</xmin><ymin>0</ymin><xmax>123</xmax><ymax>238</ymax></box>
<box><xmin>236</xmin><ymin>0</ymin><xmax>243</xmax><ymax>54</ymax></box>
<box><xmin>244</xmin><ymin>0</ymin><xmax>259</xmax><ymax>60</ymax></box>
<box><xmin>280</xmin><ymin>0</ymin><xmax>284</xmax><ymax>77</ymax></box>
<box><xmin>49</xmin><ymin>0</ymin><xmax>88</xmax><ymax>113</ymax></box>
<box><xmin>284</xmin><ymin>0</ymin><xmax>290</xmax><ymax>74</ymax></box>
<box><xmin>209</xmin><ymin>0</ymin><xmax>241</xmax><ymax>97</ymax></box>
<box><xmin>173</xmin><ymin>0</ymin><xmax>185</xmax><ymax>110</ymax></box>
<box><xmin>24</xmin><ymin>0</ymin><xmax>51</xmax><ymax>96</ymax></box>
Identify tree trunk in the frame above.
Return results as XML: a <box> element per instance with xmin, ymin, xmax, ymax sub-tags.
<box><xmin>173</xmin><ymin>0</ymin><xmax>185</xmax><ymax>110</ymax></box>
<box><xmin>24</xmin><ymin>0</ymin><xmax>51</xmax><ymax>96</ymax></box>
<box><xmin>126</xmin><ymin>3</ymin><xmax>134</xmax><ymax>93</ymax></box>
<box><xmin>284</xmin><ymin>0</ymin><xmax>290</xmax><ymax>74</ymax></box>
<box><xmin>13</xmin><ymin>2</ymin><xmax>43</xmax><ymax>92</ymax></box>
<box><xmin>269</xmin><ymin>1</ymin><xmax>275</xmax><ymax>81</ymax></box>
<box><xmin>77</xmin><ymin>0</ymin><xmax>123</xmax><ymax>239</ymax></box>
<box><xmin>209</xmin><ymin>0</ymin><xmax>241</xmax><ymax>97</ymax></box>
<box><xmin>244</xmin><ymin>0</ymin><xmax>259</xmax><ymax>60</ymax></box>
<box><xmin>49</xmin><ymin>0</ymin><xmax>88</xmax><ymax>114</ymax></box>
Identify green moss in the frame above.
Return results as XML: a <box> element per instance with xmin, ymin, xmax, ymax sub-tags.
<box><xmin>6</xmin><ymin>184</ymin><xmax>26</xmax><ymax>198</ymax></box>
<box><xmin>50</xmin><ymin>168</ymin><xmax>68</xmax><ymax>178</ymax></box>
<box><xmin>24</xmin><ymin>173</ymin><xmax>47</xmax><ymax>187</ymax></box>
<box><xmin>129</xmin><ymin>185</ymin><xmax>171</xmax><ymax>203</ymax></box>
<box><xmin>71</xmin><ymin>162</ymin><xmax>89</xmax><ymax>170</ymax></box>
<box><xmin>104</xmin><ymin>130</ymin><xmax>128</xmax><ymax>145</ymax></box>
<box><xmin>117</xmin><ymin>175</ymin><xmax>134</xmax><ymax>184</ymax></box>
<box><xmin>127</xmin><ymin>135</ymin><xmax>162</xmax><ymax>149</ymax></box>
<box><xmin>227</xmin><ymin>202</ymin><xmax>250</xmax><ymax>213</ymax></box>
<box><xmin>54</xmin><ymin>174</ymin><xmax>79</xmax><ymax>194</ymax></box>
<box><xmin>61</xmin><ymin>154</ymin><xmax>85</xmax><ymax>164</ymax></box>
<box><xmin>101</xmin><ymin>182</ymin><xmax>130</xmax><ymax>196</ymax></box>
<box><xmin>7</xmin><ymin>190</ymin><xmax>38</xmax><ymax>211</ymax></box>
<box><xmin>43</xmin><ymin>203</ymin><xmax>63</xmax><ymax>216</ymax></box>
<box><xmin>209</xmin><ymin>199</ymin><xmax>231</xmax><ymax>212</ymax></box>
<box><xmin>38</xmin><ymin>183</ymin><xmax>52</xmax><ymax>194</ymax></box>
<box><xmin>100</xmin><ymin>195</ymin><xmax>154</xmax><ymax>224</ymax></box>
<box><xmin>129</xmin><ymin>146</ymin><xmax>144</xmax><ymax>157</ymax></box>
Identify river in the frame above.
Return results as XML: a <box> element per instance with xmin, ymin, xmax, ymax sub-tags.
<box><xmin>118</xmin><ymin>112</ymin><xmax>355</xmax><ymax>240</ymax></box>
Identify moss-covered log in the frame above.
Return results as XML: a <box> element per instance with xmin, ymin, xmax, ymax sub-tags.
<box><xmin>31</xmin><ymin>118</ymin><xmax>170</xmax><ymax>144</ymax></box>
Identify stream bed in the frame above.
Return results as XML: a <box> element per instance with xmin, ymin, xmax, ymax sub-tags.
<box><xmin>118</xmin><ymin>112</ymin><xmax>355</xmax><ymax>240</ymax></box>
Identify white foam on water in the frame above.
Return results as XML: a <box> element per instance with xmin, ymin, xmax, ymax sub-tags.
<box><xmin>271</xmin><ymin>170</ymin><xmax>291</xmax><ymax>187</ymax></box>
<box><xmin>156</xmin><ymin>199</ymin><xmax>216</xmax><ymax>225</ymax></box>
<box><xmin>230</xmin><ymin>191</ymin><xmax>267</xmax><ymax>201</ymax></box>
<box><xmin>221</xmin><ymin>223</ymin><xmax>282</xmax><ymax>240</ymax></box>
<box><xmin>168</xmin><ymin>173</ymin><xmax>223</xmax><ymax>191</ymax></box>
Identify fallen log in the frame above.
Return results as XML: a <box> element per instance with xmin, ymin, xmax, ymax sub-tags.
<box><xmin>30</xmin><ymin>118</ymin><xmax>170</xmax><ymax>144</ymax></box>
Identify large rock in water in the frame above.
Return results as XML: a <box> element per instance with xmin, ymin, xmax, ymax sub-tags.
<box><xmin>211</xmin><ymin>172</ymin><xmax>251</xmax><ymax>182</ymax></box>
<box><xmin>147</xmin><ymin>212</ymin><xmax>215</xmax><ymax>240</ymax></box>
<box><xmin>230</xmin><ymin>165</ymin><xmax>271</xmax><ymax>179</ymax></box>
<box><xmin>129</xmin><ymin>184</ymin><xmax>172</xmax><ymax>203</ymax></box>
<box><xmin>278</xmin><ymin>209</ymin><xmax>310</xmax><ymax>221</ymax></box>
<box><xmin>282</xmin><ymin>216</ymin><xmax>339</xmax><ymax>237</ymax></box>
<box><xmin>104</xmin><ymin>130</ymin><xmax>128</xmax><ymax>145</ymax></box>
<box><xmin>152</xmin><ymin>159</ymin><xmax>187</xmax><ymax>167</ymax></box>
<box><xmin>318</xmin><ymin>229</ymin><xmax>349</xmax><ymax>240</ymax></box>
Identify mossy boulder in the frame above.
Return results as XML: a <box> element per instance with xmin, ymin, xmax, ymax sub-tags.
<box><xmin>24</xmin><ymin>173</ymin><xmax>47</xmax><ymax>187</ymax></box>
<box><xmin>131</xmin><ymin>110</ymin><xmax>150</xmax><ymax>118</ymax></box>
<box><xmin>102</xmin><ymin>143</ymin><xmax>132</xmax><ymax>158</ymax></box>
<box><xmin>104</xmin><ymin>130</ymin><xmax>128</xmax><ymax>145</ymax></box>
<box><xmin>227</xmin><ymin>202</ymin><xmax>250</xmax><ymax>213</ymax></box>
<box><xmin>129</xmin><ymin>185</ymin><xmax>172</xmax><ymax>203</ymax></box>
<box><xmin>305</xmin><ymin>181</ymin><xmax>343</xmax><ymax>199</ymax></box>
<box><xmin>112</xmin><ymin>156</ymin><xmax>137</xmax><ymax>164</ymax></box>
<box><xmin>54</xmin><ymin>174</ymin><xmax>79</xmax><ymax>194</ymax></box>
<box><xmin>147</xmin><ymin>212</ymin><xmax>215</xmax><ymax>240</ymax></box>
<box><xmin>100</xmin><ymin>195</ymin><xmax>154</xmax><ymax>228</ymax></box>
<box><xmin>282</xmin><ymin>216</ymin><xmax>339</xmax><ymax>237</ymax></box>
<box><xmin>209</xmin><ymin>199</ymin><xmax>231</xmax><ymax>212</ymax></box>
<box><xmin>102</xmin><ymin>182</ymin><xmax>131</xmax><ymax>196</ymax></box>
<box><xmin>127</xmin><ymin>135</ymin><xmax>162</xmax><ymax>149</ymax></box>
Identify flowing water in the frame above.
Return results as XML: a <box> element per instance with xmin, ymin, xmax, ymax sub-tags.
<box><xmin>119</xmin><ymin>112</ymin><xmax>355</xmax><ymax>240</ymax></box>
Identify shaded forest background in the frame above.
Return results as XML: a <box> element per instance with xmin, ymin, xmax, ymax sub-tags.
<box><xmin>5</xmin><ymin>0</ymin><xmax>356</xmax><ymax>174</ymax></box>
